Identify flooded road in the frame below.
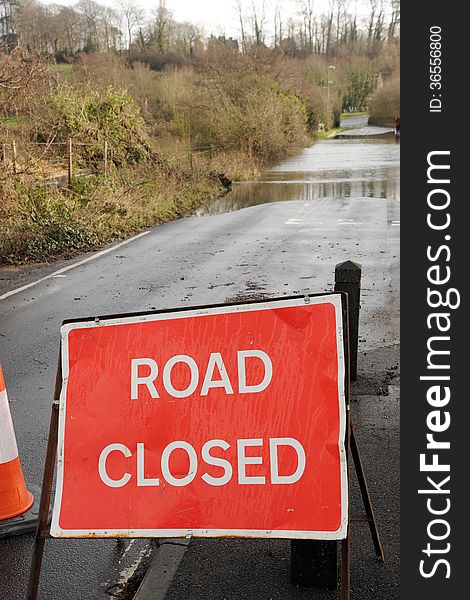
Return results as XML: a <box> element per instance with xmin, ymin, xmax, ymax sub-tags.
<box><xmin>0</xmin><ymin>118</ymin><xmax>399</xmax><ymax>600</ymax></box>
<box><xmin>198</xmin><ymin>131</ymin><xmax>399</xmax><ymax>216</ymax></box>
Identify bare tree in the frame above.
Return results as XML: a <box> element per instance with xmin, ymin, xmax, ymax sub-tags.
<box><xmin>324</xmin><ymin>2</ymin><xmax>334</xmax><ymax>55</ymax></box>
<box><xmin>387</xmin><ymin>0</ymin><xmax>400</xmax><ymax>41</ymax></box>
<box><xmin>234</xmin><ymin>0</ymin><xmax>268</xmax><ymax>51</ymax></box>
<box><xmin>59</xmin><ymin>6</ymin><xmax>87</xmax><ymax>55</ymax></box>
<box><xmin>1</xmin><ymin>0</ymin><xmax>20</xmax><ymax>45</ymax></box>
<box><xmin>366</xmin><ymin>0</ymin><xmax>385</xmax><ymax>52</ymax></box>
<box><xmin>250</xmin><ymin>0</ymin><xmax>265</xmax><ymax>46</ymax></box>
<box><xmin>235</xmin><ymin>0</ymin><xmax>247</xmax><ymax>53</ymax></box>
<box><xmin>102</xmin><ymin>7</ymin><xmax>122</xmax><ymax>52</ymax></box>
<box><xmin>117</xmin><ymin>0</ymin><xmax>144</xmax><ymax>51</ymax></box>
<box><xmin>347</xmin><ymin>0</ymin><xmax>359</xmax><ymax>47</ymax></box>
<box><xmin>173</xmin><ymin>21</ymin><xmax>202</xmax><ymax>57</ymax></box>
<box><xmin>0</xmin><ymin>48</ymin><xmax>47</xmax><ymax>112</ymax></box>
<box><xmin>297</xmin><ymin>0</ymin><xmax>315</xmax><ymax>53</ymax></box>
<box><xmin>15</xmin><ymin>0</ymin><xmax>44</xmax><ymax>53</ymax></box>
<box><xmin>77</xmin><ymin>0</ymin><xmax>102</xmax><ymax>51</ymax></box>
<box><xmin>273</xmin><ymin>3</ymin><xmax>280</xmax><ymax>48</ymax></box>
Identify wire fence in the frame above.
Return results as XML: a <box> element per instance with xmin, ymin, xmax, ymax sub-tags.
<box><xmin>171</xmin><ymin>143</ymin><xmax>233</xmax><ymax>173</ymax></box>
<box><xmin>0</xmin><ymin>138</ymin><xmax>231</xmax><ymax>186</ymax></box>
<box><xmin>0</xmin><ymin>139</ymin><xmax>112</xmax><ymax>184</ymax></box>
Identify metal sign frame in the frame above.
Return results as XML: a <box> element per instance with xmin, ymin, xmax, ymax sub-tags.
<box><xmin>26</xmin><ymin>292</ymin><xmax>382</xmax><ymax>600</ymax></box>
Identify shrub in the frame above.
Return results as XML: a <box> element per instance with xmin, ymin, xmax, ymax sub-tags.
<box><xmin>0</xmin><ymin>179</ymin><xmax>100</xmax><ymax>264</ymax></box>
<box><xmin>152</xmin><ymin>48</ymin><xmax>312</xmax><ymax>162</ymax></box>
<box><xmin>0</xmin><ymin>161</ymin><xmax>225</xmax><ymax>265</ymax></box>
<box><xmin>34</xmin><ymin>86</ymin><xmax>159</xmax><ymax>168</ymax></box>
<box><xmin>368</xmin><ymin>77</ymin><xmax>400</xmax><ymax>126</ymax></box>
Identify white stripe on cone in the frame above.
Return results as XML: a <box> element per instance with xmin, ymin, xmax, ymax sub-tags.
<box><xmin>0</xmin><ymin>389</ymin><xmax>19</xmax><ymax>464</ymax></box>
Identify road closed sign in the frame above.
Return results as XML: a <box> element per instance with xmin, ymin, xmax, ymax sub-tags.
<box><xmin>51</xmin><ymin>295</ymin><xmax>348</xmax><ymax>539</ymax></box>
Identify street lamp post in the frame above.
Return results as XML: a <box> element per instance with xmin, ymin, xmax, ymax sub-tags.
<box><xmin>327</xmin><ymin>65</ymin><xmax>336</xmax><ymax>128</ymax></box>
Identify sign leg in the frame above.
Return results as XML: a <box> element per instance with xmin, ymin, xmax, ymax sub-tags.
<box><xmin>350</xmin><ymin>422</ymin><xmax>384</xmax><ymax>561</ymax></box>
<box><xmin>341</xmin><ymin>531</ymin><xmax>351</xmax><ymax>600</ymax></box>
<box><xmin>26</xmin><ymin>361</ymin><xmax>61</xmax><ymax>600</ymax></box>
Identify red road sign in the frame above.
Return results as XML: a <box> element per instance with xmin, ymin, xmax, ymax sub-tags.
<box><xmin>51</xmin><ymin>295</ymin><xmax>348</xmax><ymax>539</ymax></box>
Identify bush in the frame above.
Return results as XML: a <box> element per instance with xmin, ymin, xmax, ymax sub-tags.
<box><xmin>0</xmin><ymin>49</ymin><xmax>49</xmax><ymax>114</ymax></box>
<box><xmin>0</xmin><ymin>161</ymin><xmax>225</xmax><ymax>265</ymax></box>
<box><xmin>368</xmin><ymin>77</ymin><xmax>400</xmax><ymax>126</ymax></box>
<box><xmin>34</xmin><ymin>86</ymin><xmax>159</xmax><ymax>168</ymax></box>
<box><xmin>0</xmin><ymin>180</ymin><xmax>100</xmax><ymax>264</ymax></box>
<box><xmin>128</xmin><ymin>51</ymin><xmax>187</xmax><ymax>72</ymax></box>
<box><xmin>152</xmin><ymin>48</ymin><xmax>312</xmax><ymax>162</ymax></box>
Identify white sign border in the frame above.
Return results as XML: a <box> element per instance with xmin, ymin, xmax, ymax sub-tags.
<box><xmin>51</xmin><ymin>294</ymin><xmax>348</xmax><ymax>540</ymax></box>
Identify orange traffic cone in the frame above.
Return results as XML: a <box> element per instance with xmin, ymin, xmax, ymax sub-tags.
<box><xmin>0</xmin><ymin>363</ymin><xmax>34</xmax><ymax>521</ymax></box>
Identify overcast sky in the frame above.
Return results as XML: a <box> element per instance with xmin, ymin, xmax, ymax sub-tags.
<box><xmin>41</xmin><ymin>0</ymin><xmax>349</xmax><ymax>40</ymax></box>
<box><xmin>157</xmin><ymin>0</ymin><xmax>301</xmax><ymax>37</ymax></box>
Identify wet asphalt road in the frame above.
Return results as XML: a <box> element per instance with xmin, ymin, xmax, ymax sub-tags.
<box><xmin>0</xmin><ymin>122</ymin><xmax>399</xmax><ymax>599</ymax></box>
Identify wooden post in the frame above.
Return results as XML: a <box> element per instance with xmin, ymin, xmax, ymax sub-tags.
<box><xmin>334</xmin><ymin>260</ymin><xmax>362</xmax><ymax>381</ymax></box>
<box><xmin>104</xmin><ymin>140</ymin><xmax>108</xmax><ymax>178</ymax></box>
<box><xmin>67</xmin><ymin>138</ymin><xmax>73</xmax><ymax>187</ymax></box>
<box><xmin>12</xmin><ymin>140</ymin><xmax>17</xmax><ymax>175</ymax></box>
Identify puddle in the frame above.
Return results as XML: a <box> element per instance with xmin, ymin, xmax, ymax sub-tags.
<box><xmin>197</xmin><ymin>136</ymin><xmax>399</xmax><ymax>216</ymax></box>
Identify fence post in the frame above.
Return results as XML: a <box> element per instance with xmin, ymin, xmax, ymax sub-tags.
<box><xmin>334</xmin><ymin>260</ymin><xmax>362</xmax><ymax>381</ymax></box>
<box><xmin>67</xmin><ymin>138</ymin><xmax>73</xmax><ymax>187</ymax></box>
<box><xmin>104</xmin><ymin>139</ymin><xmax>108</xmax><ymax>178</ymax></box>
<box><xmin>12</xmin><ymin>140</ymin><xmax>17</xmax><ymax>175</ymax></box>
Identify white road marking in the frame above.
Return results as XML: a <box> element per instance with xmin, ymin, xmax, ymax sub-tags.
<box><xmin>120</xmin><ymin>539</ymin><xmax>136</xmax><ymax>559</ymax></box>
<box><xmin>110</xmin><ymin>543</ymin><xmax>153</xmax><ymax>600</ymax></box>
<box><xmin>0</xmin><ymin>231</ymin><xmax>150</xmax><ymax>302</ymax></box>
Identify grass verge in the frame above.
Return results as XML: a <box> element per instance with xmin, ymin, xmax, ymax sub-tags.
<box><xmin>315</xmin><ymin>127</ymin><xmax>344</xmax><ymax>139</ymax></box>
<box><xmin>0</xmin><ymin>162</ymin><xmax>227</xmax><ymax>266</ymax></box>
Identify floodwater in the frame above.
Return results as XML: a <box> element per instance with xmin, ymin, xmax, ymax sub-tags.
<box><xmin>197</xmin><ymin>132</ymin><xmax>400</xmax><ymax>216</ymax></box>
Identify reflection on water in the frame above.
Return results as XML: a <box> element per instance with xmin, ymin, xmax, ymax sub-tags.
<box><xmin>197</xmin><ymin>136</ymin><xmax>399</xmax><ymax>216</ymax></box>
